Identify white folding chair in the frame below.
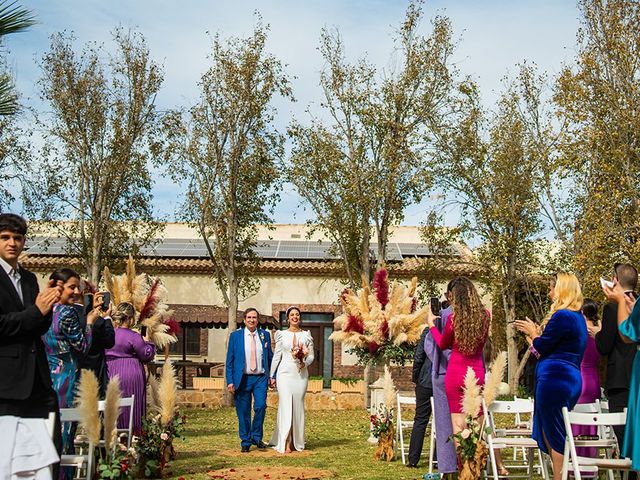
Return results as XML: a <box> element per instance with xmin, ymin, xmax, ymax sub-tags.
<box><xmin>511</xmin><ymin>396</ymin><xmax>532</xmax><ymax>462</ymax></box>
<box><xmin>428</xmin><ymin>396</ymin><xmax>437</xmax><ymax>473</ymax></box>
<box><xmin>396</xmin><ymin>394</ymin><xmax>416</xmax><ymax>465</ymax></box>
<box><xmin>562</xmin><ymin>407</ymin><xmax>631</xmax><ymax>480</ymax></box>
<box><xmin>571</xmin><ymin>401</ymin><xmax>620</xmax><ymax>461</ymax></box>
<box><xmin>483</xmin><ymin>398</ymin><xmax>549</xmax><ymax>480</ymax></box>
<box><xmin>59</xmin><ymin>408</ymin><xmax>95</xmax><ymax>480</ymax></box>
<box><xmin>98</xmin><ymin>395</ymin><xmax>135</xmax><ymax>447</ymax></box>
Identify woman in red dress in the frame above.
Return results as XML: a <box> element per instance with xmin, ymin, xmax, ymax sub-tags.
<box><xmin>426</xmin><ymin>276</ymin><xmax>490</xmax><ymax>436</ymax></box>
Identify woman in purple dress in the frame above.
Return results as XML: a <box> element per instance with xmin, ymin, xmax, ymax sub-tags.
<box><xmin>573</xmin><ymin>298</ymin><xmax>601</xmax><ymax>458</ymax></box>
<box><xmin>106</xmin><ymin>302</ymin><xmax>155</xmax><ymax>435</ymax></box>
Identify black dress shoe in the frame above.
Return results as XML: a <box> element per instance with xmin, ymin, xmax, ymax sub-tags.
<box><xmin>253</xmin><ymin>441</ymin><xmax>268</xmax><ymax>449</ymax></box>
<box><xmin>407</xmin><ymin>463</ymin><xmax>418</xmax><ymax>468</ymax></box>
<box><xmin>241</xmin><ymin>445</ymin><xmax>250</xmax><ymax>453</ymax></box>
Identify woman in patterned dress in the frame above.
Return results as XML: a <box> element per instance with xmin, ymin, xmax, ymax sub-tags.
<box><xmin>43</xmin><ymin>268</ymin><xmax>108</xmax><ymax>457</ymax></box>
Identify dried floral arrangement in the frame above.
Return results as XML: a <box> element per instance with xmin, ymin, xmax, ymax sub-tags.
<box><xmin>138</xmin><ymin>361</ymin><xmax>186</xmax><ymax>478</ymax></box>
<box><xmin>329</xmin><ymin>266</ymin><xmax>428</xmax><ymax>365</ymax></box>
<box><xmin>452</xmin><ymin>351</ymin><xmax>507</xmax><ymax>480</ymax></box>
<box><xmin>103</xmin><ymin>256</ymin><xmax>180</xmax><ymax>349</ymax></box>
<box><xmin>76</xmin><ymin>372</ymin><xmax>136</xmax><ymax>480</ymax></box>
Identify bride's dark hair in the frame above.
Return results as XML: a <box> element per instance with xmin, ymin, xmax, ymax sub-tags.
<box><xmin>286</xmin><ymin>306</ymin><xmax>301</xmax><ymax>319</ymax></box>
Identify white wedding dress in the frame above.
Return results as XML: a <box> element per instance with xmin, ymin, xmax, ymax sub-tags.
<box><xmin>269</xmin><ymin>329</ymin><xmax>315</xmax><ymax>453</ymax></box>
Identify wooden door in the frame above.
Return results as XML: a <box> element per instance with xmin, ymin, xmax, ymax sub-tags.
<box><xmin>305</xmin><ymin>325</ymin><xmax>323</xmax><ymax>377</ymax></box>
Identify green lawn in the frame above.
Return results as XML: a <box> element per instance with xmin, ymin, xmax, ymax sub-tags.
<box><xmin>163</xmin><ymin>407</ymin><xmax>549</xmax><ymax>480</ymax></box>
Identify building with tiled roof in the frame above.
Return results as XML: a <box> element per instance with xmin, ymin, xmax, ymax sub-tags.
<box><xmin>20</xmin><ymin>223</ymin><xmax>478</xmax><ymax>390</ymax></box>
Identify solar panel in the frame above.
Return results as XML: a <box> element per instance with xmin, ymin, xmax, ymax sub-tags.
<box><xmin>24</xmin><ymin>235</ymin><xmax>455</xmax><ymax>260</ymax></box>
<box><xmin>385</xmin><ymin>243</ymin><xmax>403</xmax><ymax>261</ymax></box>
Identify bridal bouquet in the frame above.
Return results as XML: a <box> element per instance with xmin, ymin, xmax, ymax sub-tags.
<box><xmin>291</xmin><ymin>343</ymin><xmax>308</xmax><ymax>371</ymax></box>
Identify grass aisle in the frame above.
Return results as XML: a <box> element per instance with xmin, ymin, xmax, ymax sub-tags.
<box><xmin>165</xmin><ymin>407</ymin><xmax>429</xmax><ymax>480</ymax></box>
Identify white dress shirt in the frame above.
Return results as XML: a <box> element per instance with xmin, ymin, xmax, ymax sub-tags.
<box><xmin>243</xmin><ymin>327</ymin><xmax>264</xmax><ymax>375</ymax></box>
<box><xmin>0</xmin><ymin>257</ymin><xmax>23</xmax><ymax>303</ymax></box>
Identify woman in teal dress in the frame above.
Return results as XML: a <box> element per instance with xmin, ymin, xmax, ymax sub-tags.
<box><xmin>604</xmin><ymin>280</ymin><xmax>640</xmax><ymax>471</ymax></box>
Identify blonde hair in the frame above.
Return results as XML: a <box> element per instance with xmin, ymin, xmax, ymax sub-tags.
<box><xmin>550</xmin><ymin>272</ymin><xmax>583</xmax><ymax>314</ymax></box>
<box><xmin>112</xmin><ymin>302</ymin><xmax>135</xmax><ymax>327</ymax></box>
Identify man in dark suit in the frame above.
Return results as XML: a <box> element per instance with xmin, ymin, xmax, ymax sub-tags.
<box><xmin>407</xmin><ymin>326</ymin><xmax>433</xmax><ymax>468</ymax></box>
<box><xmin>594</xmin><ymin>262</ymin><xmax>638</xmax><ymax>478</ymax></box>
<box><xmin>0</xmin><ymin>214</ymin><xmax>63</xmax><ymax>469</ymax></box>
<box><xmin>225</xmin><ymin>308</ymin><xmax>273</xmax><ymax>452</ymax></box>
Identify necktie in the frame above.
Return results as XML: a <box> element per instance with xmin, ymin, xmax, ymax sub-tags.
<box><xmin>250</xmin><ymin>332</ymin><xmax>258</xmax><ymax>372</ymax></box>
<box><xmin>11</xmin><ymin>268</ymin><xmax>23</xmax><ymax>304</ymax></box>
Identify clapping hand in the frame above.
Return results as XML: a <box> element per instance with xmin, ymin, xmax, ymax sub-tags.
<box><xmin>35</xmin><ymin>279</ymin><xmax>62</xmax><ymax>315</ymax></box>
<box><xmin>514</xmin><ymin>317</ymin><xmax>540</xmax><ymax>344</ymax></box>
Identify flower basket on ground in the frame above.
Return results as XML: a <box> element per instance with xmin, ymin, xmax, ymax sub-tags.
<box><xmin>451</xmin><ymin>352</ymin><xmax>507</xmax><ymax>480</ymax></box>
<box><xmin>329</xmin><ymin>267</ymin><xmax>428</xmax><ymax>367</ymax></box>
<box><xmin>330</xmin><ymin>378</ymin><xmax>365</xmax><ymax>394</ymax></box>
<box><xmin>307</xmin><ymin>377</ymin><xmax>324</xmax><ymax>393</ymax></box>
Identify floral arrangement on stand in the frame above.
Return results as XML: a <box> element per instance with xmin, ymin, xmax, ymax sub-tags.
<box><xmin>137</xmin><ymin>361</ymin><xmax>186</xmax><ymax>478</ymax></box>
<box><xmin>371</xmin><ymin>366</ymin><xmax>396</xmax><ymax>461</ymax></box>
<box><xmin>451</xmin><ymin>351</ymin><xmax>507</xmax><ymax>480</ymax></box>
<box><xmin>76</xmin><ymin>372</ymin><xmax>136</xmax><ymax>480</ymax></box>
<box><xmin>329</xmin><ymin>266</ymin><xmax>428</xmax><ymax>366</ymax></box>
<box><xmin>103</xmin><ymin>255</ymin><xmax>180</xmax><ymax>349</ymax></box>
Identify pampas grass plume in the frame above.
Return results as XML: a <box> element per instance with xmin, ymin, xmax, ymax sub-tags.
<box><xmin>382</xmin><ymin>365</ymin><xmax>396</xmax><ymax>409</ymax></box>
<box><xmin>75</xmin><ymin>369</ymin><xmax>101</xmax><ymax>446</ymax></box>
<box><xmin>483</xmin><ymin>351</ymin><xmax>507</xmax><ymax>407</ymax></box>
<box><xmin>159</xmin><ymin>361</ymin><xmax>178</xmax><ymax>426</ymax></box>
<box><xmin>103</xmin><ymin>376</ymin><xmax>121</xmax><ymax>451</ymax></box>
<box><xmin>147</xmin><ymin>374</ymin><xmax>161</xmax><ymax>414</ymax></box>
<box><xmin>461</xmin><ymin>367</ymin><xmax>482</xmax><ymax>419</ymax></box>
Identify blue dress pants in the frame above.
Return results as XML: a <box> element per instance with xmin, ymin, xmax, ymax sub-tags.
<box><xmin>235</xmin><ymin>373</ymin><xmax>268</xmax><ymax>447</ymax></box>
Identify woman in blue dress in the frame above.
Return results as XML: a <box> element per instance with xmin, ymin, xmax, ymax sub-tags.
<box><xmin>42</xmin><ymin>268</ymin><xmax>103</xmax><ymax>459</ymax></box>
<box><xmin>604</xmin><ymin>279</ymin><xmax>640</xmax><ymax>471</ymax></box>
<box><xmin>515</xmin><ymin>273</ymin><xmax>587</xmax><ymax>480</ymax></box>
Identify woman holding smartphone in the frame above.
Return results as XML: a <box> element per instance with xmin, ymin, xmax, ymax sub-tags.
<box><xmin>43</xmin><ymin>268</ymin><xmax>110</xmax><ymax>459</ymax></box>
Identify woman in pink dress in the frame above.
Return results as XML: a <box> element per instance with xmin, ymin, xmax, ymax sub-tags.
<box><xmin>426</xmin><ymin>277</ymin><xmax>490</xmax><ymax>437</ymax></box>
<box><xmin>573</xmin><ymin>298</ymin><xmax>601</xmax><ymax>458</ymax></box>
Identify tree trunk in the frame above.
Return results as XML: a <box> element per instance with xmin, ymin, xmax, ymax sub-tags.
<box><xmin>223</xmin><ymin>276</ymin><xmax>239</xmax><ymax>407</ymax></box>
<box><xmin>502</xmin><ymin>288</ymin><xmax>519</xmax><ymax>392</ymax></box>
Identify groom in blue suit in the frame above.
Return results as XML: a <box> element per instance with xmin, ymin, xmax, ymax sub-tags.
<box><xmin>226</xmin><ymin>308</ymin><xmax>273</xmax><ymax>452</ymax></box>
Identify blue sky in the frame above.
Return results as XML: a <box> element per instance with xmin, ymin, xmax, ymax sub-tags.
<box><xmin>6</xmin><ymin>0</ymin><xmax>579</xmax><ymax>225</ymax></box>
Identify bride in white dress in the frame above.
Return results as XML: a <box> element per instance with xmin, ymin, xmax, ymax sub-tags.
<box><xmin>269</xmin><ymin>306</ymin><xmax>315</xmax><ymax>453</ymax></box>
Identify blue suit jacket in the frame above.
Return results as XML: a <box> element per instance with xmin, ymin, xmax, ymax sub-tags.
<box><xmin>225</xmin><ymin>327</ymin><xmax>273</xmax><ymax>388</ymax></box>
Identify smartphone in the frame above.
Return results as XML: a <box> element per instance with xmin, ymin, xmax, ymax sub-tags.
<box><xmin>600</xmin><ymin>277</ymin><xmax>614</xmax><ymax>289</ymax></box>
<box><xmin>101</xmin><ymin>292</ymin><xmax>111</xmax><ymax>310</ymax></box>
<box><xmin>430</xmin><ymin>297</ymin><xmax>441</xmax><ymax>316</ymax></box>
<box><xmin>83</xmin><ymin>294</ymin><xmax>94</xmax><ymax>315</ymax></box>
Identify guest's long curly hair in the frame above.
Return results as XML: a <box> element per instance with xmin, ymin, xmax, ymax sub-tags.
<box><xmin>450</xmin><ymin>276</ymin><xmax>490</xmax><ymax>355</ymax></box>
